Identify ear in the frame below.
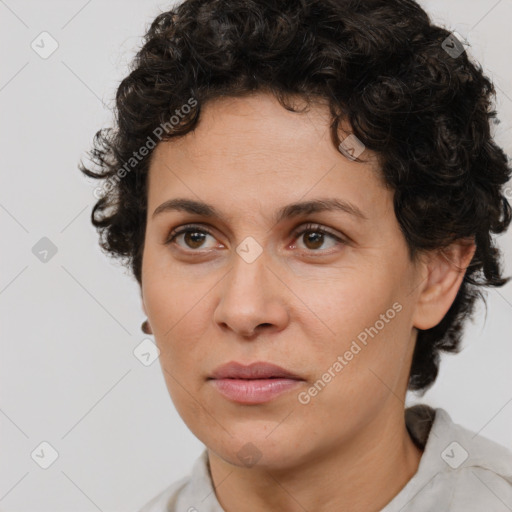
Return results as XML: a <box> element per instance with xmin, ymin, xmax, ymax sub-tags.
<box><xmin>412</xmin><ymin>239</ymin><xmax>477</xmax><ymax>330</ymax></box>
<box><xmin>140</xmin><ymin>293</ymin><xmax>154</xmax><ymax>334</ymax></box>
<box><xmin>141</xmin><ymin>290</ymin><xmax>149</xmax><ymax>318</ymax></box>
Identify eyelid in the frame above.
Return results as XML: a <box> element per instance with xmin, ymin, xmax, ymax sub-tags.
<box><xmin>290</xmin><ymin>222</ymin><xmax>346</xmax><ymax>243</ymax></box>
<box><xmin>164</xmin><ymin>221</ymin><xmax>348</xmax><ymax>252</ymax></box>
<box><xmin>164</xmin><ymin>223</ymin><xmax>217</xmax><ymax>245</ymax></box>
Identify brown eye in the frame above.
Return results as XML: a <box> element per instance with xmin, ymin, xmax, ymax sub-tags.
<box><xmin>181</xmin><ymin>230</ymin><xmax>208</xmax><ymax>249</ymax></box>
<box><xmin>301</xmin><ymin>231</ymin><xmax>326</xmax><ymax>250</ymax></box>
<box><xmin>292</xmin><ymin>223</ymin><xmax>345</xmax><ymax>252</ymax></box>
<box><xmin>165</xmin><ymin>225</ymin><xmax>217</xmax><ymax>250</ymax></box>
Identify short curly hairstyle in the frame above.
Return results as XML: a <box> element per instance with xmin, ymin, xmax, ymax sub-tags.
<box><xmin>79</xmin><ymin>0</ymin><xmax>512</xmax><ymax>392</ymax></box>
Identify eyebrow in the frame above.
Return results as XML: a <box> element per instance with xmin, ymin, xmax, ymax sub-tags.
<box><xmin>152</xmin><ymin>197</ymin><xmax>368</xmax><ymax>223</ymax></box>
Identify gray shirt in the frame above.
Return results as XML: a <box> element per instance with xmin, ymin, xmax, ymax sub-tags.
<box><xmin>138</xmin><ymin>405</ymin><xmax>512</xmax><ymax>511</ymax></box>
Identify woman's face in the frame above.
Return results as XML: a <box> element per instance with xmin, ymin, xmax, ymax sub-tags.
<box><xmin>141</xmin><ymin>92</ymin><xmax>425</xmax><ymax>469</ymax></box>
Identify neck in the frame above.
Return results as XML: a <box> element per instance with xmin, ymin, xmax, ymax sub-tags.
<box><xmin>208</xmin><ymin>406</ymin><xmax>423</xmax><ymax>512</ymax></box>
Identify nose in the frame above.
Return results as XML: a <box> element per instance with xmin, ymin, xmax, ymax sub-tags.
<box><xmin>213</xmin><ymin>250</ymin><xmax>289</xmax><ymax>339</ymax></box>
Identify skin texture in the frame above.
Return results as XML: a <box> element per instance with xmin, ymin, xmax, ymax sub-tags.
<box><xmin>141</xmin><ymin>92</ymin><xmax>476</xmax><ymax>512</ymax></box>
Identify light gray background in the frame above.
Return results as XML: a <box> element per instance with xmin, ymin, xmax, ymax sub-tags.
<box><xmin>1</xmin><ymin>0</ymin><xmax>511</xmax><ymax>510</ymax></box>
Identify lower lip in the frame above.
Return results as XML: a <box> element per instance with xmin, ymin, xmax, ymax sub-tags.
<box><xmin>209</xmin><ymin>378</ymin><xmax>303</xmax><ymax>404</ymax></box>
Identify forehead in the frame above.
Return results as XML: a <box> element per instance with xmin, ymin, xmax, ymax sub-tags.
<box><xmin>147</xmin><ymin>93</ymin><xmax>388</xmax><ymax>222</ymax></box>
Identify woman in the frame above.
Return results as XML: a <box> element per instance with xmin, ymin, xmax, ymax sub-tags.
<box><xmin>80</xmin><ymin>0</ymin><xmax>512</xmax><ymax>510</ymax></box>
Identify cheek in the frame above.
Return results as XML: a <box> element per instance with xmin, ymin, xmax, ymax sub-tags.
<box><xmin>294</xmin><ymin>267</ymin><xmax>401</xmax><ymax>345</ymax></box>
<box><xmin>293</xmin><ymin>266</ymin><xmax>412</xmax><ymax>391</ymax></box>
<box><xmin>144</xmin><ymin>273</ymin><xmax>210</xmax><ymax>422</ymax></box>
<box><xmin>142</xmin><ymin>249</ymin><xmax>208</xmax><ymax>378</ymax></box>
<box><xmin>142</xmin><ymin>242</ymin><xmax>199</xmax><ymax>331</ymax></box>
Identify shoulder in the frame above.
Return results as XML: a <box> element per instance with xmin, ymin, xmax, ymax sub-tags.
<box><xmin>433</xmin><ymin>408</ymin><xmax>512</xmax><ymax>476</ymax></box>
<box><xmin>437</xmin><ymin>408</ymin><xmax>512</xmax><ymax>510</ymax></box>
<box><xmin>406</xmin><ymin>405</ymin><xmax>512</xmax><ymax>478</ymax></box>
<box><xmin>137</xmin><ymin>475</ymin><xmax>190</xmax><ymax>512</ymax></box>
<box><xmin>384</xmin><ymin>405</ymin><xmax>512</xmax><ymax>511</ymax></box>
<box><xmin>136</xmin><ymin>450</ymin><xmax>223</xmax><ymax>512</ymax></box>
<box><xmin>448</xmin><ymin>466</ymin><xmax>512</xmax><ymax>510</ymax></box>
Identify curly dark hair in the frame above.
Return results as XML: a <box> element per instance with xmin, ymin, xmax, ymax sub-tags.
<box><xmin>79</xmin><ymin>0</ymin><xmax>512</xmax><ymax>392</ymax></box>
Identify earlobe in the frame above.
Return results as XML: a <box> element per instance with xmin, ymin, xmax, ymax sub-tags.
<box><xmin>412</xmin><ymin>240</ymin><xmax>476</xmax><ymax>331</ymax></box>
<box><xmin>142</xmin><ymin>319</ymin><xmax>153</xmax><ymax>335</ymax></box>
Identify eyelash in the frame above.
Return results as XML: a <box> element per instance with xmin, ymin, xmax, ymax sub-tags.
<box><xmin>164</xmin><ymin>223</ymin><xmax>346</xmax><ymax>253</ymax></box>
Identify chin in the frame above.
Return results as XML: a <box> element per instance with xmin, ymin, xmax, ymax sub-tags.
<box><xmin>204</xmin><ymin>426</ymin><xmax>308</xmax><ymax>470</ymax></box>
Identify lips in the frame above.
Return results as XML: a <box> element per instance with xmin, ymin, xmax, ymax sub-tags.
<box><xmin>208</xmin><ymin>361</ymin><xmax>304</xmax><ymax>404</ymax></box>
<box><xmin>209</xmin><ymin>361</ymin><xmax>302</xmax><ymax>381</ymax></box>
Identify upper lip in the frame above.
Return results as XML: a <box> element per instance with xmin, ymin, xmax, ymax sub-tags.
<box><xmin>209</xmin><ymin>361</ymin><xmax>303</xmax><ymax>380</ymax></box>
